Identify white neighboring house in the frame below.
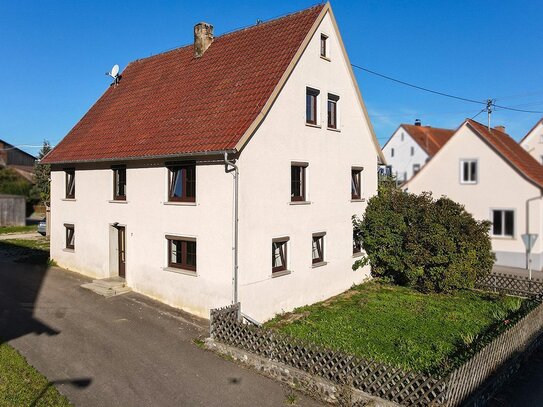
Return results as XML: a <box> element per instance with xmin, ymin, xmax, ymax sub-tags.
<box><xmin>42</xmin><ymin>4</ymin><xmax>384</xmax><ymax>322</ymax></box>
<box><xmin>405</xmin><ymin>119</ymin><xmax>543</xmax><ymax>270</ymax></box>
<box><xmin>520</xmin><ymin>118</ymin><xmax>543</xmax><ymax>164</ymax></box>
<box><xmin>382</xmin><ymin>121</ymin><xmax>454</xmax><ymax>183</ymax></box>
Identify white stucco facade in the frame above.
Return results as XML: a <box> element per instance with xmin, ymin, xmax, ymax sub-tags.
<box><xmin>405</xmin><ymin>123</ymin><xmax>543</xmax><ymax>270</ymax></box>
<box><xmin>382</xmin><ymin>127</ymin><xmax>429</xmax><ymax>183</ymax></box>
<box><xmin>520</xmin><ymin>120</ymin><xmax>543</xmax><ymax>164</ymax></box>
<box><xmin>49</xmin><ymin>9</ymin><xmax>379</xmax><ymax>322</ymax></box>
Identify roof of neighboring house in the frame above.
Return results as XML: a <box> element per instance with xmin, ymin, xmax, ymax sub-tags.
<box><xmin>519</xmin><ymin>117</ymin><xmax>543</xmax><ymax>145</ymax></box>
<box><xmin>466</xmin><ymin>119</ymin><xmax>543</xmax><ymax>190</ymax></box>
<box><xmin>0</xmin><ymin>139</ymin><xmax>37</xmax><ymax>163</ymax></box>
<box><xmin>43</xmin><ymin>5</ymin><xmax>331</xmax><ymax>164</ymax></box>
<box><xmin>400</xmin><ymin>124</ymin><xmax>455</xmax><ymax>156</ymax></box>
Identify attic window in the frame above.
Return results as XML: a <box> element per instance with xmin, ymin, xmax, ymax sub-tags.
<box><xmin>320</xmin><ymin>34</ymin><xmax>329</xmax><ymax>59</ymax></box>
<box><xmin>306</xmin><ymin>87</ymin><xmax>320</xmax><ymax>125</ymax></box>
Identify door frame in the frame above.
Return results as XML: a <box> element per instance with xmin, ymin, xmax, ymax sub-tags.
<box><xmin>117</xmin><ymin>226</ymin><xmax>126</xmax><ymax>278</ymax></box>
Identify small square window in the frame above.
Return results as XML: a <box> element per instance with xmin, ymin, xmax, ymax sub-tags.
<box><xmin>312</xmin><ymin>233</ymin><xmax>325</xmax><ymax>264</ymax></box>
<box><xmin>460</xmin><ymin>159</ymin><xmax>477</xmax><ymax>184</ymax></box>
<box><xmin>272</xmin><ymin>238</ymin><xmax>289</xmax><ymax>273</ymax></box>
<box><xmin>291</xmin><ymin>163</ymin><xmax>307</xmax><ymax>202</ymax></box>
<box><xmin>167</xmin><ymin>236</ymin><xmax>197</xmax><ymax>271</ymax></box>
<box><xmin>320</xmin><ymin>34</ymin><xmax>328</xmax><ymax>58</ymax></box>
<box><xmin>168</xmin><ymin>164</ymin><xmax>196</xmax><ymax>202</ymax></box>
<box><xmin>492</xmin><ymin>210</ymin><xmax>514</xmax><ymax>237</ymax></box>
<box><xmin>351</xmin><ymin>168</ymin><xmax>362</xmax><ymax>199</ymax></box>
<box><xmin>65</xmin><ymin>224</ymin><xmax>75</xmax><ymax>249</ymax></box>
<box><xmin>306</xmin><ymin>87</ymin><xmax>320</xmax><ymax>125</ymax></box>
<box><xmin>113</xmin><ymin>166</ymin><xmax>126</xmax><ymax>200</ymax></box>
<box><xmin>65</xmin><ymin>169</ymin><xmax>75</xmax><ymax>199</ymax></box>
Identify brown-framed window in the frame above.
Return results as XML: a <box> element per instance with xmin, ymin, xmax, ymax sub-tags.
<box><xmin>291</xmin><ymin>163</ymin><xmax>307</xmax><ymax>202</ymax></box>
<box><xmin>306</xmin><ymin>87</ymin><xmax>319</xmax><ymax>125</ymax></box>
<box><xmin>113</xmin><ymin>166</ymin><xmax>126</xmax><ymax>200</ymax></box>
<box><xmin>320</xmin><ymin>34</ymin><xmax>328</xmax><ymax>58</ymax></box>
<box><xmin>168</xmin><ymin>164</ymin><xmax>196</xmax><ymax>202</ymax></box>
<box><xmin>65</xmin><ymin>224</ymin><xmax>75</xmax><ymax>249</ymax></box>
<box><xmin>312</xmin><ymin>232</ymin><xmax>325</xmax><ymax>264</ymax></box>
<box><xmin>351</xmin><ymin>168</ymin><xmax>362</xmax><ymax>199</ymax></box>
<box><xmin>65</xmin><ymin>169</ymin><xmax>75</xmax><ymax>199</ymax></box>
<box><xmin>353</xmin><ymin>227</ymin><xmax>362</xmax><ymax>254</ymax></box>
<box><xmin>272</xmin><ymin>237</ymin><xmax>289</xmax><ymax>273</ymax></box>
<box><xmin>327</xmin><ymin>94</ymin><xmax>339</xmax><ymax>129</ymax></box>
<box><xmin>167</xmin><ymin>236</ymin><xmax>197</xmax><ymax>271</ymax></box>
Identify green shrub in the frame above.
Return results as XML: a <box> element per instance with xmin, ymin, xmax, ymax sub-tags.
<box><xmin>353</xmin><ymin>185</ymin><xmax>495</xmax><ymax>292</ymax></box>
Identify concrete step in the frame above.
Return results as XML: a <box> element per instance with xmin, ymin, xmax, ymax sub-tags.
<box><xmin>81</xmin><ymin>278</ymin><xmax>131</xmax><ymax>297</ymax></box>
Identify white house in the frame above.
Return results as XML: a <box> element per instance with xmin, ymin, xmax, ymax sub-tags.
<box><xmin>520</xmin><ymin>118</ymin><xmax>543</xmax><ymax>164</ymax></box>
<box><xmin>42</xmin><ymin>3</ymin><xmax>384</xmax><ymax>322</ymax></box>
<box><xmin>382</xmin><ymin>121</ymin><xmax>454</xmax><ymax>183</ymax></box>
<box><xmin>405</xmin><ymin>119</ymin><xmax>543</xmax><ymax>270</ymax></box>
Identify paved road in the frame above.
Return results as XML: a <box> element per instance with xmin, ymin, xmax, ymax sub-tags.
<box><xmin>0</xmin><ymin>259</ymin><xmax>323</xmax><ymax>407</ymax></box>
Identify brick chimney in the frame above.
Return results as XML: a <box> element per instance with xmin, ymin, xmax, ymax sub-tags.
<box><xmin>494</xmin><ymin>125</ymin><xmax>506</xmax><ymax>133</ymax></box>
<box><xmin>194</xmin><ymin>22</ymin><xmax>214</xmax><ymax>58</ymax></box>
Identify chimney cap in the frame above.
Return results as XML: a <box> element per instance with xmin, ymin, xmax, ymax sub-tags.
<box><xmin>414</xmin><ymin>119</ymin><xmax>422</xmax><ymax>126</ymax></box>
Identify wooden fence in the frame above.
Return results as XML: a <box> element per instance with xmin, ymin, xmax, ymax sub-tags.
<box><xmin>476</xmin><ymin>272</ymin><xmax>543</xmax><ymax>298</ymax></box>
<box><xmin>210</xmin><ymin>274</ymin><xmax>543</xmax><ymax>406</ymax></box>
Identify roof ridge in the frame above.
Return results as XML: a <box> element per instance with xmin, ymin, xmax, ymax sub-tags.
<box><xmin>131</xmin><ymin>3</ymin><xmax>325</xmax><ymax>65</ymax></box>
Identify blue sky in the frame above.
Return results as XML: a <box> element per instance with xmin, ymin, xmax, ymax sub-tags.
<box><xmin>1</xmin><ymin>0</ymin><xmax>542</xmax><ymax>155</ymax></box>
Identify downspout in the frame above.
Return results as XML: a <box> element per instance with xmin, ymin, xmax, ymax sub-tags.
<box><xmin>224</xmin><ymin>152</ymin><xmax>239</xmax><ymax>305</ymax></box>
<box><xmin>526</xmin><ymin>193</ymin><xmax>542</xmax><ymax>272</ymax></box>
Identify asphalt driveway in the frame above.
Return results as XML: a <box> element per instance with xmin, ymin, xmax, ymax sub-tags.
<box><xmin>0</xmin><ymin>259</ymin><xmax>322</xmax><ymax>406</ymax></box>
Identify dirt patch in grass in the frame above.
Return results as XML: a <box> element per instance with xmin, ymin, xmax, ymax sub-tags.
<box><xmin>265</xmin><ymin>280</ymin><xmax>535</xmax><ymax>373</ymax></box>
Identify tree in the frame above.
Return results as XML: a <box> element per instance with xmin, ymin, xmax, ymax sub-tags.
<box><xmin>353</xmin><ymin>185</ymin><xmax>495</xmax><ymax>293</ymax></box>
<box><xmin>30</xmin><ymin>140</ymin><xmax>52</xmax><ymax>206</ymax></box>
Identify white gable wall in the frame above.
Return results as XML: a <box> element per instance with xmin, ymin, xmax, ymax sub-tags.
<box><xmin>236</xmin><ymin>10</ymin><xmax>377</xmax><ymax>321</ymax></box>
<box><xmin>406</xmin><ymin>124</ymin><xmax>543</xmax><ymax>270</ymax></box>
<box><xmin>382</xmin><ymin>127</ymin><xmax>429</xmax><ymax>183</ymax></box>
<box><xmin>521</xmin><ymin>121</ymin><xmax>543</xmax><ymax>164</ymax></box>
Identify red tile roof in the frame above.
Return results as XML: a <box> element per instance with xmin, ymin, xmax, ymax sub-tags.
<box><xmin>401</xmin><ymin>124</ymin><xmax>455</xmax><ymax>156</ymax></box>
<box><xmin>467</xmin><ymin>119</ymin><xmax>543</xmax><ymax>189</ymax></box>
<box><xmin>43</xmin><ymin>5</ymin><xmax>325</xmax><ymax>164</ymax></box>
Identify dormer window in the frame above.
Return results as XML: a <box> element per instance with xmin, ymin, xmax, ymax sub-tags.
<box><xmin>320</xmin><ymin>34</ymin><xmax>329</xmax><ymax>59</ymax></box>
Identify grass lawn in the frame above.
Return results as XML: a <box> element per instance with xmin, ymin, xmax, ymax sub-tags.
<box><xmin>265</xmin><ymin>281</ymin><xmax>532</xmax><ymax>373</ymax></box>
<box><xmin>0</xmin><ymin>225</ymin><xmax>37</xmax><ymax>235</ymax></box>
<box><xmin>0</xmin><ymin>342</ymin><xmax>72</xmax><ymax>406</ymax></box>
<box><xmin>0</xmin><ymin>238</ymin><xmax>52</xmax><ymax>265</ymax></box>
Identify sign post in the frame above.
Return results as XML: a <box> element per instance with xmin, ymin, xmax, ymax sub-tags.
<box><xmin>522</xmin><ymin>234</ymin><xmax>538</xmax><ymax>280</ymax></box>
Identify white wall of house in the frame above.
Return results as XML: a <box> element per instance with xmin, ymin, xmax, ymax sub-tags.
<box><xmin>406</xmin><ymin>124</ymin><xmax>543</xmax><ymax>270</ymax></box>
<box><xmin>236</xmin><ymin>11</ymin><xmax>376</xmax><ymax>321</ymax></box>
<box><xmin>382</xmin><ymin>127</ymin><xmax>428</xmax><ymax>183</ymax></box>
<box><xmin>50</xmin><ymin>163</ymin><xmax>234</xmax><ymax>317</ymax></box>
<box><xmin>521</xmin><ymin>121</ymin><xmax>543</xmax><ymax>164</ymax></box>
<box><xmin>49</xmin><ymin>9</ymin><xmax>378</xmax><ymax>322</ymax></box>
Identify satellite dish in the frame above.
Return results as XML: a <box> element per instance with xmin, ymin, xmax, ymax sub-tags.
<box><xmin>111</xmin><ymin>64</ymin><xmax>119</xmax><ymax>78</ymax></box>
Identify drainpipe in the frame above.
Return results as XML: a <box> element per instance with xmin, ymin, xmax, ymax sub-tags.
<box><xmin>224</xmin><ymin>152</ymin><xmax>239</xmax><ymax>305</ymax></box>
<box><xmin>525</xmin><ymin>193</ymin><xmax>542</xmax><ymax>272</ymax></box>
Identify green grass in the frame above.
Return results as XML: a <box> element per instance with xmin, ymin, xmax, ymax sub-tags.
<box><xmin>0</xmin><ymin>342</ymin><xmax>72</xmax><ymax>406</ymax></box>
<box><xmin>2</xmin><ymin>238</ymin><xmax>50</xmax><ymax>251</ymax></box>
<box><xmin>0</xmin><ymin>238</ymin><xmax>52</xmax><ymax>265</ymax></box>
<box><xmin>265</xmin><ymin>281</ymin><xmax>533</xmax><ymax>373</ymax></box>
<box><xmin>0</xmin><ymin>225</ymin><xmax>37</xmax><ymax>235</ymax></box>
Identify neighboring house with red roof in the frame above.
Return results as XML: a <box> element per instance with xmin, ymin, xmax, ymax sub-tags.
<box><xmin>404</xmin><ymin>119</ymin><xmax>543</xmax><ymax>270</ymax></box>
<box><xmin>381</xmin><ymin>120</ymin><xmax>454</xmax><ymax>183</ymax></box>
<box><xmin>42</xmin><ymin>3</ymin><xmax>383</xmax><ymax>321</ymax></box>
<box><xmin>520</xmin><ymin>117</ymin><xmax>543</xmax><ymax>164</ymax></box>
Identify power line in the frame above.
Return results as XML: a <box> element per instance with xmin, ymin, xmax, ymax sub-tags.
<box><xmin>352</xmin><ymin>64</ymin><xmax>543</xmax><ymax>114</ymax></box>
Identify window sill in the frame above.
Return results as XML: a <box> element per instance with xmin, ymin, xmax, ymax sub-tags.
<box><xmin>320</xmin><ymin>56</ymin><xmax>331</xmax><ymax>62</ymax></box>
<box><xmin>289</xmin><ymin>201</ymin><xmax>311</xmax><ymax>205</ymax></box>
<box><xmin>109</xmin><ymin>200</ymin><xmax>128</xmax><ymax>204</ymax></box>
<box><xmin>62</xmin><ymin>198</ymin><xmax>76</xmax><ymax>202</ymax></box>
<box><xmin>352</xmin><ymin>251</ymin><xmax>363</xmax><ymax>258</ymax></box>
<box><xmin>305</xmin><ymin>123</ymin><xmax>322</xmax><ymax>129</ymax></box>
<box><xmin>491</xmin><ymin>236</ymin><xmax>515</xmax><ymax>240</ymax></box>
<box><xmin>63</xmin><ymin>248</ymin><xmax>75</xmax><ymax>253</ymax></box>
<box><xmin>312</xmin><ymin>261</ymin><xmax>328</xmax><ymax>269</ymax></box>
<box><xmin>460</xmin><ymin>182</ymin><xmax>477</xmax><ymax>185</ymax></box>
<box><xmin>163</xmin><ymin>267</ymin><xmax>197</xmax><ymax>277</ymax></box>
<box><xmin>272</xmin><ymin>269</ymin><xmax>291</xmax><ymax>278</ymax></box>
<box><xmin>163</xmin><ymin>201</ymin><xmax>197</xmax><ymax>206</ymax></box>
<box><xmin>351</xmin><ymin>198</ymin><xmax>366</xmax><ymax>203</ymax></box>
<box><xmin>327</xmin><ymin>127</ymin><xmax>341</xmax><ymax>132</ymax></box>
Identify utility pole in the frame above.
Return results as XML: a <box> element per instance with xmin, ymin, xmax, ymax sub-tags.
<box><xmin>486</xmin><ymin>99</ymin><xmax>494</xmax><ymax>130</ymax></box>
